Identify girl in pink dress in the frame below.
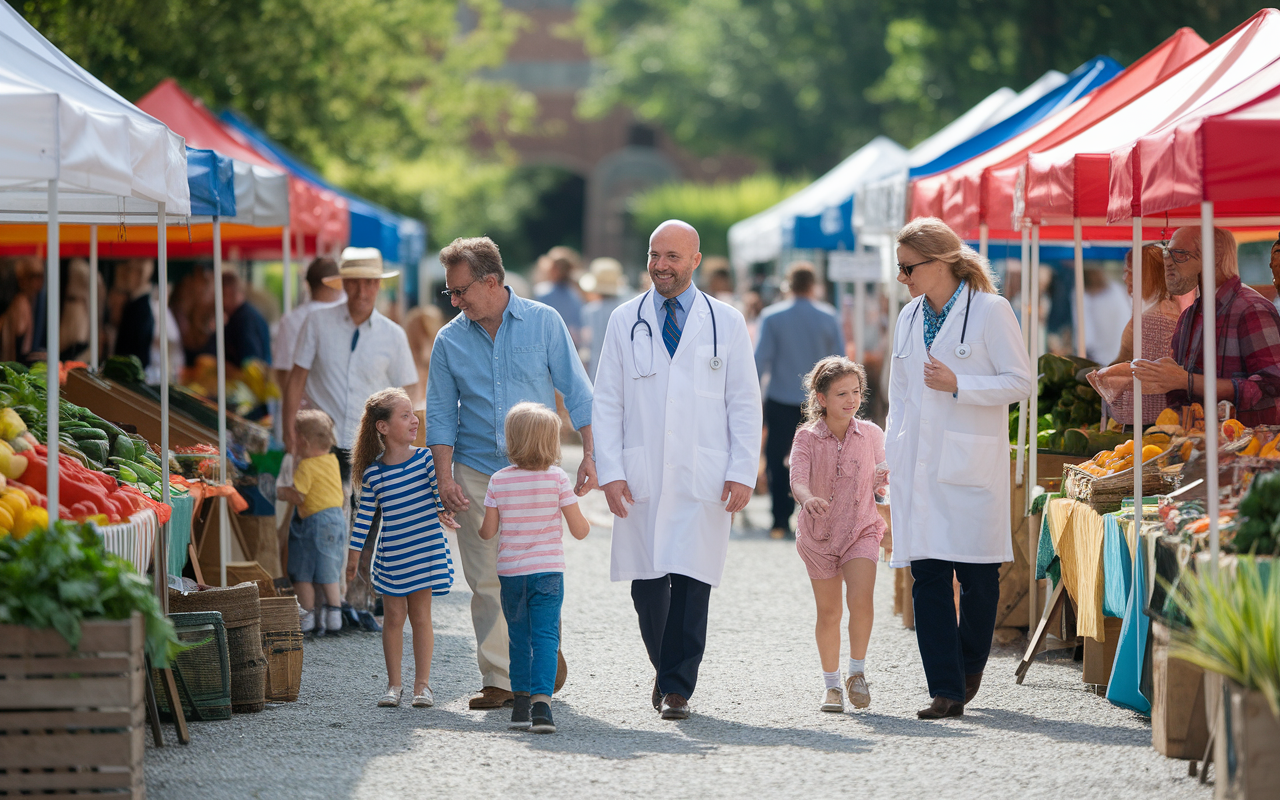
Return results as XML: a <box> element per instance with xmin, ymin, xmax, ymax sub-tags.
<box><xmin>790</xmin><ymin>356</ymin><xmax>888</xmax><ymax>713</ymax></box>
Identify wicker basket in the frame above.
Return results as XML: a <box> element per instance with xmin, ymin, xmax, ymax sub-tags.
<box><xmin>168</xmin><ymin>583</ymin><xmax>266</xmax><ymax>713</ymax></box>
<box><xmin>1062</xmin><ymin>446</ymin><xmax>1176</xmax><ymax>513</ymax></box>
<box><xmin>152</xmin><ymin>611</ymin><xmax>231</xmax><ymax>721</ymax></box>
<box><xmin>258</xmin><ymin>597</ymin><xmax>303</xmax><ymax>703</ymax></box>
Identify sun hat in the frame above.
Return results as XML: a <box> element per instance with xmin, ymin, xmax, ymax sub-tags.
<box><xmin>323</xmin><ymin>247</ymin><xmax>400</xmax><ymax>287</ymax></box>
<box><xmin>579</xmin><ymin>257</ymin><xmax>624</xmax><ymax>296</ymax></box>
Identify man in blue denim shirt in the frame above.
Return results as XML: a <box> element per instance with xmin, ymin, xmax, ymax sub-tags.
<box><xmin>427</xmin><ymin>236</ymin><xmax>596</xmax><ymax>710</ymax></box>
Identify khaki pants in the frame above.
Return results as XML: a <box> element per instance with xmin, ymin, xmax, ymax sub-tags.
<box><xmin>453</xmin><ymin>462</ymin><xmax>511</xmax><ymax>690</ymax></box>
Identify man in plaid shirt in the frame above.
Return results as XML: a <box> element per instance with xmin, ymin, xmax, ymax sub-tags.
<box><xmin>1132</xmin><ymin>226</ymin><xmax>1280</xmax><ymax>426</ymax></box>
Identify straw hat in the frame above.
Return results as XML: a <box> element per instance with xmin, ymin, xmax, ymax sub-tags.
<box><xmin>579</xmin><ymin>257</ymin><xmax>624</xmax><ymax>296</ymax></box>
<box><xmin>323</xmin><ymin>247</ymin><xmax>399</xmax><ymax>287</ymax></box>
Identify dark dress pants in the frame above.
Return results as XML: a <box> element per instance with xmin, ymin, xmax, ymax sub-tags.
<box><xmin>910</xmin><ymin>559</ymin><xmax>1001</xmax><ymax>703</ymax></box>
<box><xmin>631</xmin><ymin>573</ymin><xmax>712</xmax><ymax>699</ymax></box>
<box><xmin>764</xmin><ymin>399</ymin><xmax>803</xmax><ymax>531</ymax></box>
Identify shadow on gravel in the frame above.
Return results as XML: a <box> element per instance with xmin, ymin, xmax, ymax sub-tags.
<box><xmin>843</xmin><ymin>711</ymin><xmax>976</xmax><ymax>739</ymax></box>
<box><xmin>959</xmin><ymin>707</ymin><xmax>1151</xmax><ymax>746</ymax></box>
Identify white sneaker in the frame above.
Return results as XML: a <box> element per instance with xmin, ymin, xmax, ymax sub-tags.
<box><xmin>412</xmin><ymin>687</ymin><xmax>434</xmax><ymax>708</ymax></box>
<box><xmin>300</xmin><ymin>608</ymin><xmax>317</xmax><ymax>635</ymax></box>
<box><xmin>324</xmin><ymin>605</ymin><xmax>343</xmax><ymax>634</ymax></box>
<box><xmin>378</xmin><ymin>686</ymin><xmax>402</xmax><ymax>707</ymax></box>
<box><xmin>820</xmin><ymin>687</ymin><xmax>844</xmax><ymax>712</ymax></box>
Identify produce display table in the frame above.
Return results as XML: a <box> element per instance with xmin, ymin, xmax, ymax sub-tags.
<box><xmin>94</xmin><ymin>508</ymin><xmax>160</xmax><ymax>574</ymax></box>
<box><xmin>167</xmin><ymin>492</ymin><xmax>196</xmax><ymax>577</ymax></box>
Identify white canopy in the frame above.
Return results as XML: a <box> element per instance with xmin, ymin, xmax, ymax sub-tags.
<box><xmin>728</xmin><ymin>136</ymin><xmax>907</xmax><ymax>270</ymax></box>
<box><xmin>0</xmin><ymin>4</ymin><xmax>189</xmax><ymax>218</ymax></box>
<box><xmin>858</xmin><ymin>73</ymin><xmax>1069</xmax><ymax>237</ymax></box>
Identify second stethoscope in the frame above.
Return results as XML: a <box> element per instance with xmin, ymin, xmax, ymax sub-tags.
<box><xmin>893</xmin><ymin>284</ymin><xmax>975</xmax><ymax>360</ymax></box>
<box><xmin>631</xmin><ymin>289</ymin><xmax>720</xmax><ymax>378</ymax></box>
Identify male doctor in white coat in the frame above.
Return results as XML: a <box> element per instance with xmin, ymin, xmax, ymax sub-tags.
<box><xmin>592</xmin><ymin>220</ymin><xmax>762</xmax><ymax>721</ymax></box>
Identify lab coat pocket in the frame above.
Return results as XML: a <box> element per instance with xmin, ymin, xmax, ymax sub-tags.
<box><xmin>694</xmin><ymin>345</ymin><xmax>727</xmax><ymax>398</ymax></box>
<box><xmin>622</xmin><ymin>446</ymin><xmax>651</xmax><ymax>501</ymax></box>
<box><xmin>695</xmin><ymin>447</ymin><xmax>730</xmax><ymax>503</ymax></box>
<box><xmin>937</xmin><ymin>431</ymin><xmax>1002</xmax><ymax>489</ymax></box>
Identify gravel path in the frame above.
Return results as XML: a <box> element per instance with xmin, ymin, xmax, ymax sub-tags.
<box><xmin>146</xmin><ymin>448</ymin><xmax>1211</xmax><ymax>799</ymax></box>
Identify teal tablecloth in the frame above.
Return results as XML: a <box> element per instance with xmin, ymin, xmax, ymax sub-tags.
<box><xmin>167</xmin><ymin>492</ymin><xmax>195</xmax><ymax>578</ymax></box>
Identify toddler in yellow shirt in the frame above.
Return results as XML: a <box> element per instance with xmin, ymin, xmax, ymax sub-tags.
<box><xmin>278</xmin><ymin>410</ymin><xmax>346</xmax><ymax>635</ymax></box>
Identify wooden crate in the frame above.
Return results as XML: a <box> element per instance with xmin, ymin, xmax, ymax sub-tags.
<box><xmin>1151</xmin><ymin>621</ymin><xmax>1210</xmax><ymax>759</ymax></box>
<box><xmin>0</xmin><ymin>614</ymin><xmax>146</xmax><ymax>797</ymax></box>
<box><xmin>1082</xmin><ymin>616</ymin><xmax>1123</xmax><ymax>686</ymax></box>
<box><xmin>1215</xmin><ymin>677</ymin><xmax>1280</xmax><ymax>799</ymax></box>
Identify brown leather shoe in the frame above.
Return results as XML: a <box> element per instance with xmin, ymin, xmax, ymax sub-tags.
<box><xmin>554</xmin><ymin>650</ymin><xmax>568</xmax><ymax>693</ymax></box>
<box><xmin>660</xmin><ymin>693</ymin><xmax>690</xmax><ymax>720</ymax></box>
<box><xmin>651</xmin><ymin>679</ymin><xmax>662</xmax><ymax>710</ymax></box>
<box><xmin>468</xmin><ymin>686</ymin><xmax>515</xmax><ymax>710</ymax></box>
<box><xmin>917</xmin><ymin>696</ymin><xmax>964</xmax><ymax>719</ymax></box>
<box><xmin>964</xmin><ymin>672</ymin><xmax>983</xmax><ymax>704</ymax></box>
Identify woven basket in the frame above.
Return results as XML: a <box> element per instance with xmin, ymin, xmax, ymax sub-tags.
<box><xmin>227</xmin><ymin>621</ymin><xmax>267</xmax><ymax>713</ymax></box>
<box><xmin>258</xmin><ymin>597</ymin><xmax>303</xmax><ymax>702</ymax></box>
<box><xmin>259</xmin><ymin>597</ymin><xmax>301</xmax><ymax>632</ymax></box>
<box><xmin>1062</xmin><ymin>445</ymin><xmax>1176</xmax><ymax>513</ymax></box>
<box><xmin>169</xmin><ymin>582</ymin><xmax>263</xmax><ymax>629</ymax></box>
<box><xmin>152</xmin><ymin>611</ymin><xmax>231</xmax><ymax>721</ymax></box>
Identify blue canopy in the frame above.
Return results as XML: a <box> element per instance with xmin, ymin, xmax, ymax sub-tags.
<box><xmin>791</xmin><ymin>197</ymin><xmax>856</xmax><ymax>251</ymax></box>
<box><xmin>217</xmin><ymin>110</ymin><xmax>426</xmax><ymax>266</ymax></box>
<box><xmin>186</xmin><ymin>147</ymin><xmax>236</xmax><ymax>218</ymax></box>
<box><xmin>980</xmin><ymin>241</ymin><xmax>1130</xmax><ymax>261</ymax></box>
<box><xmin>908</xmin><ymin>56</ymin><xmax>1123</xmax><ymax>178</ymax></box>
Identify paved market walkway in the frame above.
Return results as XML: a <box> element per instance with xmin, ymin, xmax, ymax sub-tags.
<box><xmin>145</xmin><ymin>448</ymin><xmax>1212</xmax><ymax>799</ymax></box>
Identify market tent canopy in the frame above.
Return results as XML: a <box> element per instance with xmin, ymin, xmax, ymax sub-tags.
<box><xmin>0</xmin><ymin>13</ymin><xmax>189</xmax><ymax>219</ymax></box>
<box><xmin>1108</xmin><ymin>52</ymin><xmax>1280</xmax><ymax>222</ymax></box>
<box><xmin>861</xmin><ymin>84</ymin><xmax>1050</xmax><ymax>236</ymax></box>
<box><xmin>185</xmin><ymin>148</ymin><xmax>236</xmax><ymax>217</ymax></box>
<box><xmin>908</xmin><ymin>27</ymin><xmax>1207</xmax><ymax>240</ymax></box>
<box><xmin>728</xmin><ymin>136</ymin><xmax>906</xmax><ymax>269</ymax></box>
<box><xmin>908</xmin><ymin>60</ymin><xmax>1121</xmax><ymax>179</ymax></box>
<box><xmin>219</xmin><ymin>110</ymin><xmax>425</xmax><ymax>267</ymax></box>
<box><xmin>1025</xmin><ymin>10</ymin><xmax>1280</xmax><ymax>228</ymax></box>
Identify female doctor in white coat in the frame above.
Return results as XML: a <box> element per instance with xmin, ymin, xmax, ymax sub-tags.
<box><xmin>884</xmin><ymin>217</ymin><xmax>1032</xmax><ymax>720</ymax></box>
<box><xmin>592</xmin><ymin>220</ymin><xmax>762</xmax><ymax>721</ymax></box>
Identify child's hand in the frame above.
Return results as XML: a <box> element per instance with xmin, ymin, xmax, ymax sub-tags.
<box><xmin>803</xmin><ymin>497</ymin><xmax>830</xmax><ymax>517</ymax></box>
<box><xmin>345</xmin><ymin>550</ymin><xmax>360</xmax><ymax>585</ymax></box>
<box><xmin>439</xmin><ymin>509</ymin><xmax>461</xmax><ymax>529</ymax></box>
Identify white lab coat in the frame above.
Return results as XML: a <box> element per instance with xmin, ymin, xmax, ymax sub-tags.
<box><xmin>884</xmin><ymin>289</ymin><xmax>1032</xmax><ymax>569</ymax></box>
<box><xmin>592</xmin><ymin>291</ymin><xmax>763</xmax><ymax>587</ymax></box>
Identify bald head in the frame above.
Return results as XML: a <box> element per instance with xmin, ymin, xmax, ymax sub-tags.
<box><xmin>647</xmin><ymin>220</ymin><xmax>702</xmax><ymax>298</ymax></box>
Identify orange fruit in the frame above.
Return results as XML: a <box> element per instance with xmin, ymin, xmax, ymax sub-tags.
<box><xmin>1221</xmin><ymin>419</ymin><xmax>1246</xmax><ymax>442</ymax></box>
<box><xmin>1141</xmin><ymin>444</ymin><xmax>1163</xmax><ymax>461</ymax></box>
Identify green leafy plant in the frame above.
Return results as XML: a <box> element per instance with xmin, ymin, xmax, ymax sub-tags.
<box><xmin>1168</xmin><ymin>557</ymin><xmax>1280</xmax><ymax>718</ymax></box>
<box><xmin>0</xmin><ymin>521</ymin><xmax>187</xmax><ymax>667</ymax></box>
<box><xmin>1233</xmin><ymin>472</ymin><xmax>1280</xmax><ymax>555</ymax></box>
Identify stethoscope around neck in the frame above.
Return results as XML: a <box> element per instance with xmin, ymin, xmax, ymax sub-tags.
<box><xmin>894</xmin><ymin>284</ymin><xmax>975</xmax><ymax>360</ymax></box>
<box><xmin>630</xmin><ymin>289</ymin><xmax>720</xmax><ymax>378</ymax></box>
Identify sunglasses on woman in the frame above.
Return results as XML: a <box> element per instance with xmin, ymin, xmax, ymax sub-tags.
<box><xmin>897</xmin><ymin>258</ymin><xmax>934</xmax><ymax>277</ymax></box>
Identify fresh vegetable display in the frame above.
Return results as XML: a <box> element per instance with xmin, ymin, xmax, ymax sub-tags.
<box><xmin>0</xmin><ymin>520</ymin><xmax>188</xmax><ymax>667</ymax></box>
<box><xmin>1231</xmin><ymin>470</ymin><xmax>1280</xmax><ymax>555</ymax></box>
<box><xmin>1011</xmin><ymin>353</ymin><xmax>1132</xmax><ymax>456</ymax></box>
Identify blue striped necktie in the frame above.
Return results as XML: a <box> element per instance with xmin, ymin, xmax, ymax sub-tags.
<box><xmin>662</xmin><ymin>297</ymin><xmax>682</xmax><ymax>357</ymax></box>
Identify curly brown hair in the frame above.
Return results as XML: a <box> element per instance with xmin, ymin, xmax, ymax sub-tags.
<box><xmin>801</xmin><ymin>356</ymin><xmax>868</xmax><ymax>425</ymax></box>
<box><xmin>350</xmin><ymin>387</ymin><xmax>412</xmax><ymax>496</ymax></box>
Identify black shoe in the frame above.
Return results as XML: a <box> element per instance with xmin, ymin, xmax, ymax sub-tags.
<box><xmin>358</xmin><ymin>610</ymin><xmax>382</xmax><ymax>632</ymax></box>
<box><xmin>509</xmin><ymin>694</ymin><xmax>532</xmax><ymax>731</ymax></box>
<box><xmin>651</xmin><ymin>679</ymin><xmax>662</xmax><ymax>710</ymax></box>
<box><xmin>530</xmin><ymin>701</ymin><xmax>556</xmax><ymax>734</ymax></box>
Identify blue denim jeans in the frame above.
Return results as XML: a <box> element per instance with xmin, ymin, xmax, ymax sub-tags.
<box><xmin>499</xmin><ymin>572</ymin><xmax>564</xmax><ymax>696</ymax></box>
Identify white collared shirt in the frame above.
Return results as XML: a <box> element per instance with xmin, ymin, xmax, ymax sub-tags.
<box><xmin>273</xmin><ymin>296</ymin><xmax>346</xmax><ymax>371</ymax></box>
<box><xmin>293</xmin><ymin>304</ymin><xmax>417</xmax><ymax>448</ymax></box>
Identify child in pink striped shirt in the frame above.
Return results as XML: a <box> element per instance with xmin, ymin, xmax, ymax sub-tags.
<box><xmin>480</xmin><ymin>402</ymin><xmax>590</xmax><ymax>734</ymax></box>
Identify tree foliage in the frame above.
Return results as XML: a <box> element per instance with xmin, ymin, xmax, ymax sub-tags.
<box><xmin>629</xmin><ymin>174</ymin><xmax>810</xmax><ymax>257</ymax></box>
<box><xmin>578</xmin><ymin>0</ymin><xmax>1265</xmax><ymax>176</ymax></box>
<box><xmin>16</xmin><ymin>0</ymin><xmax>535</xmax><ymax>223</ymax></box>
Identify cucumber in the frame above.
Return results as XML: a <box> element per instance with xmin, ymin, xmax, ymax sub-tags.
<box><xmin>69</xmin><ymin>427</ymin><xmax>109</xmax><ymax>442</ymax></box>
<box><xmin>126</xmin><ymin>434</ymin><xmax>150</xmax><ymax>461</ymax></box>
<box><xmin>86</xmin><ymin>416</ymin><xmax>128</xmax><ymax>441</ymax></box>
<box><xmin>109</xmin><ymin>457</ymin><xmax>159</xmax><ymax>485</ymax></box>
<box><xmin>60</xmin><ymin>420</ymin><xmax>91</xmax><ymax>431</ymax></box>
<box><xmin>111</xmin><ymin>435</ymin><xmax>135</xmax><ymax>460</ymax></box>
<box><xmin>78</xmin><ymin>439</ymin><xmax>110</xmax><ymax>466</ymax></box>
<box><xmin>117</xmin><ymin>465</ymin><xmax>139</xmax><ymax>484</ymax></box>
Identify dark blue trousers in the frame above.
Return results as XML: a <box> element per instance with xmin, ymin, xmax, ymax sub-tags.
<box><xmin>910</xmin><ymin>559</ymin><xmax>1001</xmax><ymax>703</ymax></box>
<box><xmin>631</xmin><ymin>574</ymin><xmax>711</xmax><ymax>699</ymax></box>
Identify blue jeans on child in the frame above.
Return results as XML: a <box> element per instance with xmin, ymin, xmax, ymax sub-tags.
<box><xmin>499</xmin><ymin>572</ymin><xmax>563</xmax><ymax>697</ymax></box>
<box><xmin>287</xmin><ymin>507</ymin><xmax>346</xmax><ymax>584</ymax></box>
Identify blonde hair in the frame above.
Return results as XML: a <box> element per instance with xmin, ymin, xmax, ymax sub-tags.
<box><xmin>504</xmin><ymin>402</ymin><xmax>561</xmax><ymax>471</ymax></box>
<box><xmin>350</xmin><ymin>388</ymin><xmax>412</xmax><ymax>492</ymax></box>
<box><xmin>295</xmin><ymin>409</ymin><xmax>336</xmax><ymax>450</ymax></box>
<box><xmin>897</xmin><ymin>217</ymin><xmax>999</xmax><ymax>294</ymax></box>
<box><xmin>801</xmin><ymin>356</ymin><xmax>868</xmax><ymax>424</ymax></box>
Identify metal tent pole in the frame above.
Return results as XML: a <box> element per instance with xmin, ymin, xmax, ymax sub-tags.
<box><xmin>1132</xmin><ymin>218</ymin><xmax>1144</xmax><ymax>525</ymax></box>
<box><xmin>1015</xmin><ymin>225</ymin><xmax>1030</xmax><ymax>487</ymax></box>
<box><xmin>89</xmin><ymin>226</ymin><xmax>99</xmax><ymax>369</ymax></box>
<box><xmin>214</xmin><ymin>218</ymin><xmax>229</xmax><ymax>587</ymax></box>
<box><xmin>282</xmin><ymin>225</ymin><xmax>292</xmax><ymax>315</ymax></box>
<box><xmin>1029</xmin><ymin>224</ymin><xmax>1041</xmax><ymax>508</ymax></box>
<box><xmin>156</xmin><ymin>204</ymin><xmax>169</xmax><ymax>610</ymax></box>
<box><xmin>1073</xmin><ymin>218</ymin><xmax>1086</xmax><ymax>358</ymax></box>
<box><xmin>45</xmin><ymin>180</ymin><xmax>60</xmax><ymax>512</ymax></box>
<box><xmin>979</xmin><ymin>222</ymin><xmax>989</xmax><ymax>260</ymax></box>
<box><xmin>1202</xmin><ymin>202</ymin><xmax>1219</xmax><ymax>574</ymax></box>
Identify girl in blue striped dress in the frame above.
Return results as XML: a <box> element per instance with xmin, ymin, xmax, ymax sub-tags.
<box><xmin>346</xmin><ymin>388</ymin><xmax>458</xmax><ymax>709</ymax></box>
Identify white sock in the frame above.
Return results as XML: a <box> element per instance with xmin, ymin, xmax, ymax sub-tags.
<box><xmin>823</xmin><ymin>670</ymin><xmax>841</xmax><ymax>689</ymax></box>
<box><xmin>848</xmin><ymin>658</ymin><xmax>866</xmax><ymax>676</ymax></box>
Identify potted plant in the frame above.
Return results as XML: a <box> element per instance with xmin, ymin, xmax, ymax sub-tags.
<box><xmin>1169</xmin><ymin>556</ymin><xmax>1279</xmax><ymax>799</ymax></box>
<box><xmin>0</xmin><ymin>522</ymin><xmax>186</xmax><ymax>796</ymax></box>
